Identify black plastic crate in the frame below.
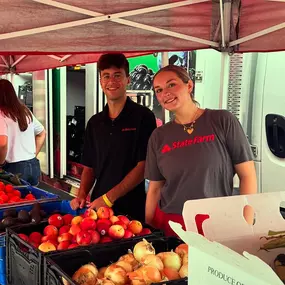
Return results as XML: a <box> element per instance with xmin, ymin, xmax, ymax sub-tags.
<box><xmin>44</xmin><ymin>236</ymin><xmax>188</xmax><ymax>285</ymax></box>
<box><xmin>6</xmin><ymin>218</ymin><xmax>163</xmax><ymax>285</ymax></box>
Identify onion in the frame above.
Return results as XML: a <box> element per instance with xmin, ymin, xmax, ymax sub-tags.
<box><xmin>157</xmin><ymin>252</ymin><xmax>181</xmax><ymax>271</ymax></box>
<box><xmin>140</xmin><ymin>254</ymin><xmax>164</xmax><ymax>271</ymax></box>
<box><xmin>119</xmin><ymin>252</ymin><xmax>139</xmax><ymax>270</ymax></box>
<box><xmin>133</xmin><ymin>239</ymin><xmax>155</xmax><ymax>262</ymax></box>
<box><xmin>174</xmin><ymin>244</ymin><xmax>188</xmax><ymax>258</ymax></box>
<box><xmin>182</xmin><ymin>253</ymin><xmax>188</xmax><ymax>265</ymax></box>
<box><xmin>98</xmin><ymin>267</ymin><xmax>108</xmax><ymax>279</ymax></box>
<box><xmin>161</xmin><ymin>268</ymin><xmax>180</xmax><ymax>280</ymax></box>
<box><xmin>116</xmin><ymin>261</ymin><xmax>133</xmax><ymax>273</ymax></box>
<box><xmin>179</xmin><ymin>263</ymin><xmax>188</xmax><ymax>278</ymax></box>
<box><xmin>104</xmin><ymin>264</ymin><xmax>128</xmax><ymax>285</ymax></box>
<box><xmin>128</xmin><ymin>266</ymin><xmax>161</xmax><ymax>285</ymax></box>
<box><xmin>97</xmin><ymin>278</ymin><xmax>116</xmax><ymax>285</ymax></box>
<box><xmin>72</xmin><ymin>263</ymin><xmax>98</xmax><ymax>285</ymax></box>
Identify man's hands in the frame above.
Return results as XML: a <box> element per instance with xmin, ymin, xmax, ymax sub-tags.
<box><xmin>70</xmin><ymin>196</ymin><xmax>108</xmax><ymax>211</ymax></box>
<box><xmin>86</xmin><ymin>196</ymin><xmax>106</xmax><ymax>210</ymax></box>
<box><xmin>70</xmin><ymin>196</ymin><xmax>86</xmax><ymax>210</ymax></box>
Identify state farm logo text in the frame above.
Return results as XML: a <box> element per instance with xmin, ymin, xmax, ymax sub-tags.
<box><xmin>161</xmin><ymin>134</ymin><xmax>215</xmax><ymax>154</ymax></box>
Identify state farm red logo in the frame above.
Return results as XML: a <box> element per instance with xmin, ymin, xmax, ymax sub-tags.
<box><xmin>161</xmin><ymin>134</ymin><xmax>215</xmax><ymax>154</ymax></box>
<box><xmin>161</xmin><ymin>144</ymin><xmax>172</xmax><ymax>153</ymax></box>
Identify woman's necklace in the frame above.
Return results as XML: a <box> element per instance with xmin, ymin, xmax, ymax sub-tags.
<box><xmin>175</xmin><ymin>107</ymin><xmax>199</xmax><ymax>135</ymax></box>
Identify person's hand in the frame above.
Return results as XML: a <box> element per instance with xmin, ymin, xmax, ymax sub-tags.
<box><xmin>86</xmin><ymin>196</ymin><xmax>106</xmax><ymax>210</ymax></box>
<box><xmin>70</xmin><ymin>197</ymin><xmax>86</xmax><ymax>210</ymax></box>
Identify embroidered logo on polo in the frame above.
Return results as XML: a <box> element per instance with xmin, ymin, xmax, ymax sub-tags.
<box><xmin>161</xmin><ymin>134</ymin><xmax>215</xmax><ymax>154</ymax></box>
<box><xmin>122</xmin><ymin>128</ymin><xmax>136</xmax><ymax>132</ymax></box>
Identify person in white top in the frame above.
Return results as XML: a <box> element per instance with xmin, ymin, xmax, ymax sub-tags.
<box><xmin>0</xmin><ymin>79</ymin><xmax>46</xmax><ymax>185</ymax></box>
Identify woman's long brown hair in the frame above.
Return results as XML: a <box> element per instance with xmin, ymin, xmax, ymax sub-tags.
<box><xmin>0</xmin><ymin>79</ymin><xmax>33</xmax><ymax>131</ymax></box>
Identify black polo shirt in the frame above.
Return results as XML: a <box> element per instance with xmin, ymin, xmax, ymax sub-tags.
<box><xmin>82</xmin><ymin>97</ymin><xmax>156</xmax><ymax>221</ymax></box>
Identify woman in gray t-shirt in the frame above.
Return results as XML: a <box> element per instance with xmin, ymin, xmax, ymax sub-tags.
<box><xmin>145</xmin><ymin>65</ymin><xmax>257</xmax><ymax>236</ymax></box>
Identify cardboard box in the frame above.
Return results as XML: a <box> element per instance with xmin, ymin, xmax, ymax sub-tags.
<box><xmin>170</xmin><ymin>192</ymin><xmax>285</xmax><ymax>285</ymax></box>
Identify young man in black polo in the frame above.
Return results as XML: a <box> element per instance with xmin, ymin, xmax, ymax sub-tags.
<box><xmin>70</xmin><ymin>53</ymin><xmax>156</xmax><ymax>221</ymax></box>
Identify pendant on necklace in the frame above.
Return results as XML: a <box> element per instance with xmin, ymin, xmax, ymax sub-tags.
<box><xmin>183</xmin><ymin>124</ymin><xmax>194</xmax><ymax>135</ymax></box>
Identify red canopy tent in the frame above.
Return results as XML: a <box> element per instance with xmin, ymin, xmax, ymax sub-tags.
<box><xmin>0</xmin><ymin>0</ymin><xmax>285</xmax><ymax>74</ymax></box>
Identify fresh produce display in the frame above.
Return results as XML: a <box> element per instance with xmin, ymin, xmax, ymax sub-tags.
<box><xmin>0</xmin><ymin>182</ymin><xmax>36</xmax><ymax>205</ymax></box>
<box><xmin>0</xmin><ymin>170</ymin><xmax>27</xmax><ymax>186</ymax></box>
<box><xmin>66</xmin><ymin>239</ymin><xmax>188</xmax><ymax>285</ymax></box>
<box><xmin>17</xmin><ymin>206</ymin><xmax>152</xmax><ymax>252</ymax></box>
<box><xmin>0</xmin><ymin>202</ymin><xmax>45</xmax><ymax>231</ymax></box>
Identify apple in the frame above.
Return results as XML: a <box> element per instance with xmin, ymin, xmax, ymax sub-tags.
<box><xmin>97</xmin><ymin>206</ymin><xmax>110</xmax><ymax>219</ymax></box>
<box><xmin>57</xmin><ymin>241</ymin><xmax>70</xmax><ymax>250</ymax></box>
<box><xmin>71</xmin><ymin>216</ymin><xmax>83</xmax><ymax>225</ymax></box>
<box><xmin>114</xmin><ymin>220</ymin><xmax>127</xmax><ymax>230</ymax></box>
<box><xmin>18</xmin><ymin>233</ymin><xmax>29</xmax><ymax>242</ymax></box>
<box><xmin>110</xmin><ymin>216</ymin><xmax>120</xmax><ymax>224</ymax></box>
<box><xmin>58</xmin><ymin>233</ymin><xmax>73</xmax><ymax>243</ymax></box>
<box><xmin>80</xmin><ymin>218</ymin><xmax>96</xmax><ymax>231</ymax></box>
<box><xmin>48</xmin><ymin>214</ymin><xmax>64</xmax><ymax>228</ymax></box>
<box><xmin>76</xmin><ymin>230</ymin><xmax>92</xmax><ymax>246</ymax></box>
<box><xmin>48</xmin><ymin>239</ymin><xmax>59</xmax><ymax>248</ymax></box>
<box><xmin>100</xmin><ymin>236</ymin><xmax>113</xmax><ymax>243</ymax></box>
<box><xmin>38</xmin><ymin>241</ymin><xmax>56</xmax><ymax>252</ymax></box>
<box><xmin>29</xmin><ymin>241</ymin><xmax>39</xmax><ymax>248</ymax></box>
<box><xmin>128</xmin><ymin>220</ymin><xmax>143</xmax><ymax>235</ymax></box>
<box><xmin>68</xmin><ymin>243</ymin><xmax>79</xmax><ymax>249</ymax></box>
<box><xmin>69</xmin><ymin>224</ymin><xmax>81</xmax><ymax>236</ymax></box>
<box><xmin>41</xmin><ymin>235</ymin><xmax>57</xmax><ymax>243</ymax></box>
<box><xmin>59</xmin><ymin>225</ymin><xmax>71</xmax><ymax>235</ymax></box>
<box><xmin>108</xmin><ymin>225</ymin><xmax>125</xmax><ymax>240</ymax></box>
<box><xmin>29</xmin><ymin>232</ymin><xmax>42</xmax><ymax>244</ymax></box>
<box><xmin>117</xmin><ymin>215</ymin><xmax>130</xmax><ymax>226</ymax></box>
<box><xmin>97</xmin><ymin>219</ymin><xmax>112</xmax><ymax>236</ymax></box>
<box><xmin>13</xmin><ymin>190</ymin><xmax>21</xmax><ymax>197</ymax></box>
<box><xmin>43</xmin><ymin>225</ymin><xmax>58</xmax><ymax>237</ymax></box>
<box><xmin>123</xmin><ymin>229</ymin><xmax>133</xmax><ymax>239</ymax></box>
<box><xmin>109</xmin><ymin>208</ymin><xmax>114</xmax><ymax>217</ymax></box>
<box><xmin>88</xmin><ymin>230</ymin><xmax>100</xmax><ymax>244</ymax></box>
<box><xmin>62</xmin><ymin>214</ymin><xmax>74</xmax><ymax>225</ymax></box>
<box><xmin>84</xmin><ymin>209</ymin><xmax>98</xmax><ymax>220</ymax></box>
<box><xmin>138</xmin><ymin>228</ymin><xmax>152</xmax><ymax>236</ymax></box>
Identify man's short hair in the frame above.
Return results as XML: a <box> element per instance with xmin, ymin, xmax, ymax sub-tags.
<box><xmin>98</xmin><ymin>53</ymin><xmax>129</xmax><ymax>77</ymax></box>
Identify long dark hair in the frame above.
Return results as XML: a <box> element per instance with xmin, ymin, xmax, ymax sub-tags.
<box><xmin>153</xmin><ymin>65</ymin><xmax>199</xmax><ymax>105</ymax></box>
<box><xmin>0</xmin><ymin>79</ymin><xmax>33</xmax><ymax>131</ymax></box>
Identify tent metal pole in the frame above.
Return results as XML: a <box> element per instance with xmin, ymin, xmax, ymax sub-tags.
<box><xmin>219</xmin><ymin>0</ymin><xmax>226</xmax><ymax>48</ymax></box>
<box><xmin>161</xmin><ymin>52</ymin><xmax>170</xmax><ymax>124</ymax></box>
<box><xmin>11</xmin><ymin>55</ymin><xmax>26</xmax><ymax>68</ymax></box>
<box><xmin>230</xmin><ymin>22</ymin><xmax>285</xmax><ymax>47</ymax></box>
<box><xmin>60</xmin><ymin>55</ymin><xmax>72</xmax><ymax>62</ymax></box>
<box><xmin>0</xmin><ymin>56</ymin><xmax>8</xmax><ymax>67</ymax></box>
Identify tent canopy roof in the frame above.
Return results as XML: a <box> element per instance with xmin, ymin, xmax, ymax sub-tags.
<box><xmin>1</xmin><ymin>0</ymin><xmax>285</xmax><ymax>74</ymax></box>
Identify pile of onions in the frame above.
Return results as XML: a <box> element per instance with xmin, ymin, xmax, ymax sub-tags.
<box><xmin>118</xmin><ymin>252</ymin><xmax>139</xmax><ymax>270</ymax></box>
<box><xmin>72</xmin><ymin>263</ymin><xmax>98</xmax><ymax>285</ymax></box>
<box><xmin>175</xmin><ymin>244</ymin><xmax>188</xmax><ymax>259</ymax></box>
<box><xmin>116</xmin><ymin>261</ymin><xmax>133</xmax><ymax>273</ymax></box>
<box><xmin>179</xmin><ymin>263</ymin><xmax>188</xmax><ymax>278</ymax></box>
<box><xmin>156</xmin><ymin>252</ymin><xmax>182</xmax><ymax>271</ymax></box>
<box><xmin>128</xmin><ymin>266</ymin><xmax>161</xmax><ymax>285</ymax></box>
<box><xmin>97</xmin><ymin>278</ymin><xmax>116</xmax><ymax>285</ymax></box>
<box><xmin>98</xmin><ymin>267</ymin><xmax>107</xmax><ymax>279</ymax></box>
<box><xmin>104</xmin><ymin>264</ymin><xmax>128</xmax><ymax>285</ymax></box>
<box><xmin>133</xmin><ymin>239</ymin><xmax>155</xmax><ymax>262</ymax></box>
<box><xmin>161</xmin><ymin>267</ymin><xmax>181</xmax><ymax>281</ymax></box>
<box><xmin>140</xmin><ymin>254</ymin><xmax>164</xmax><ymax>271</ymax></box>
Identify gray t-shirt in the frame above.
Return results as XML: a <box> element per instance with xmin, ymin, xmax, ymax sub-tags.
<box><xmin>145</xmin><ymin>109</ymin><xmax>253</xmax><ymax>214</ymax></box>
